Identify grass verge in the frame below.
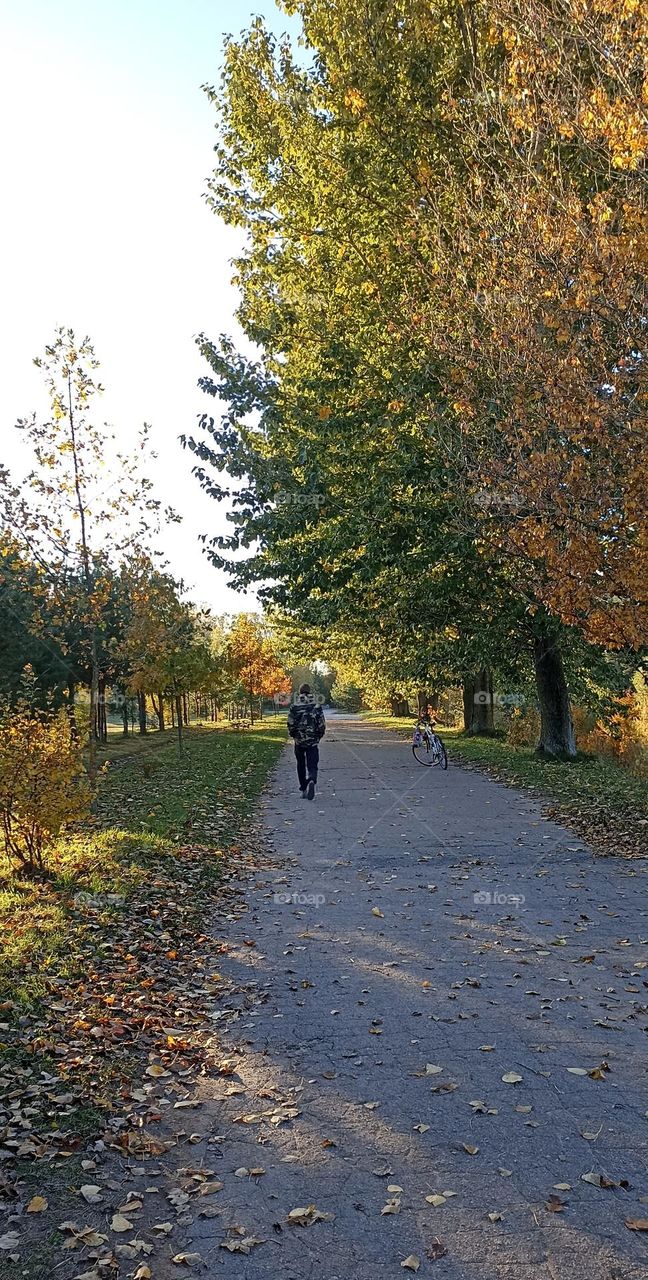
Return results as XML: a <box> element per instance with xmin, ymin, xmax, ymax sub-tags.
<box><xmin>0</xmin><ymin>717</ymin><xmax>286</xmax><ymax>1235</ymax></box>
<box><xmin>361</xmin><ymin>712</ymin><xmax>648</xmax><ymax>858</ymax></box>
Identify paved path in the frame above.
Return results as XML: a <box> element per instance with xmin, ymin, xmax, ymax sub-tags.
<box><xmin>188</xmin><ymin>715</ymin><xmax>648</xmax><ymax>1279</ymax></box>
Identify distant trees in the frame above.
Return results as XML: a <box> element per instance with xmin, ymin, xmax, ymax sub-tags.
<box><xmin>0</xmin><ymin>329</ymin><xmax>290</xmax><ymax>764</ymax></box>
<box><xmin>227</xmin><ymin>614</ymin><xmax>291</xmax><ymax>719</ymax></box>
<box><xmin>1</xmin><ymin>329</ymin><xmax>174</xmax><ymax>775</ymax></box>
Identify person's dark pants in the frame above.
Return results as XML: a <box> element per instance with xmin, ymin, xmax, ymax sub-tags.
<box><xmin>294</xmin><ymin>742</ymin><xmax>319</xmax><ymax>790</ymax></box>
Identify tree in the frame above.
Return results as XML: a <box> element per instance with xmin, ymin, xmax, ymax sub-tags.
<box><xmin>184</xmin><ymin>0</ymin><xmax>646</xmax><ymax>757</ymax></box>
<box><xmin>1</xmin><ymin>329</ymin><xmax>174</xmax><ymax>775</ymax></box>
<box><xmin>227</xmin><ymin>614</ymin><xmax>290</xmax><ymax>719</ymax></box>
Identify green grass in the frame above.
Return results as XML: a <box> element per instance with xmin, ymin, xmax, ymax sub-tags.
<box><xmin>361</xmin><ymin>712</ymin><xmax>648</xmax><ymax>857</ymax></box>
<box><xmin>0</xmin><ymin>718</ymin><xmax>286</xmax><ymax>1007</ymax></box>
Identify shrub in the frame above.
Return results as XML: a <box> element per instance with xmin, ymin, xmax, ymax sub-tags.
<box><xmin>573</xmin><ymin>678</ymin><xmax>648</xmax><ymax>780</ymax></box>
<box><xmin>505</xmin><ymin>705</ymin><xmax>541</xmax><ymax>747</ymax></box>
<box><xmin>0</xmin><ymin>702</ymin><xmax>93</xmax><ymax>876</ymax></box>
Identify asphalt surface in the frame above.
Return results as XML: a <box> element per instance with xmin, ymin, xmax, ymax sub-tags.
<box><xmin>185</xmin><ymin>714</ymin><xmax>648</xmax><ymax>1280</ymax></box>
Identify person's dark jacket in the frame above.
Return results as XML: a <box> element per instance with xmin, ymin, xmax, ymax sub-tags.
<box><xmin>287</xmin><ymin>694</ymin><xmax>325</xmax><ymax>746</ymax></box>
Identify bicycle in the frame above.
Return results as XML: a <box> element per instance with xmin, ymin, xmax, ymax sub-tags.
<box><xmin>412</xmin><ymin>718</ymin><xmax>448</xmax><ymax>769</ymax></box>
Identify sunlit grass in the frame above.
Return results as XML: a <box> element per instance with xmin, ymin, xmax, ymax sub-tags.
<box><xmin>0</xmin><ymin>716</ymin><xmax>287</xmax><ymax>1007</ymax></box>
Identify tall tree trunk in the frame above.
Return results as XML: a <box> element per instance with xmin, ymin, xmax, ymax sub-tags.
<box><xmin>462</xmin><ymin>670</ymin><xmax>495</xmax><ymax>734</ymax></box>
<box><xmin>417</xmin><ymin>689</ymin><xmax>429</xmax><ymax>718</ymax></box>
<box><xmin>390</xmin><ymin>693</ymin><xmax>409</xmax><ymax>716</ymax></box>
<box><xmin>67</xmin><ymin>678</ymin><xmax>78</xmax><ymax>742</ymax></box>
<box><xmin>121</xmin><ymin>696</ymin><xmax>129</xmax><ymax>737</ymax></box>
<box><xmin>137</xmin><ymin>690</ymin><xmax>147</xmax><ymax>735</ymax></box>
<box><xmin>182</xmin><ymin>692</ymin><xmax>189</xmax><ymax>726</ymax></box>
<box><xmin>175</xmin><ymin>694</ymin><xmax>184</xmax><ymax>749</ymax></box>
<box><xmin>533</xmin><ymin>625</ymin><xmax>576</xmax><ymax>758</ymax></box>
<box><xmin>153</xmin><ymin>693</ymin><xmax>165</xmax><ymax>731</ymax></box>
<box><xmin>97</xmin><ymin>674</ymin><xmax>107</xmax><ymax>743</ymax></box>
<box><xmin>88</xmin><ymin>629</ymin><xmax>99</xmax><ymax>780</ymax></box>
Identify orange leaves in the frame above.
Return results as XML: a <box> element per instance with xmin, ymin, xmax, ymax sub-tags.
<box><xmin>344</xmin><ymin>87</ymin><xmax>366</xmax><ymax>114</ymax></box>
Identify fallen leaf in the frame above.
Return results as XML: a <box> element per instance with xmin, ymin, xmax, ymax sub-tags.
<box><xmin>425</xmin><ymin>1194</ymin><xmax>447</xmax><ymax>1207</ymax></box>
<box><xmin>413</xmin><ymin>1123</ymin><xmax>430</xmax><ymax>1134</ymax></box>
<box><xmin>220</xmin><ymin>1237</ymin><xmax>264</xmax><ymax>1253</ymax></box>
<box><xmin>426</xmin><ymin>1237</ymin><xmax>447</xmax><ymax>1260</ymax></box>
<box><xmin>462</xmin><ymin>1144</ymin><xmax>479</xmax><ymax>1156</ymax></box>
<box><xmin>27</xmin><ymin>1195</ymin><xmax>48</xmax><ymax>1213</ymax></box>
<box><xmin>79</xmin><ymin>1185</ymin><xmax>103</xmax><ymax>1205</ymax></box>
<box><xmin>287</xmin><ymin>1204</ymin><xmax>334</xmax><ymax>1225</ymax></box>
<box><xmin>381</xmin><ymin>1198</ymin><xmax>401</xmax><ymax>1215</ymax></box>
<box><xmin>401</xmin><ymin>1256</ymin><xmax>420</xmax><ymax>1272</ymax></box>
<box><xmin>625</xmin><ymin>1219</ymin><xmax>648</xmax><ymax>1232</ymax></box>
<box><xmin>111</xmin><ymin>1215</ymin><xmax>134</xmax><ymax>1233</ymax></box>
<box><xmin>371</xmin><ymin>907</ymin><xmax>384</xmax><ymax>918</ymax></box>
<box><xmin>545</xmin><ymin>1195</ymin><xmax>566</xmax><ymax>1213</ymax></box>
<box><xmin>487</xmin><ymin>1211</ymin><xmax>504</xmax><ymax>1222</ymax></box>
<box><xmin>387</xmin><ymin>1184</ymin><xmax>403</xmax><ymax>1193</ymax></box>
<box><xmin>171</xmin><ymin>1252</ymin><xmax>203</xmax><ymax>1265</ymax></box>
<box><xmin>502</xmin><ymin>1072</ymin><xmax>523</xmax><ymax>1084</ymax></box>
<box><xmin>0</xmin><ymin>1232</ymin><xmax>19</xmax><ymax>1250</ymax></box>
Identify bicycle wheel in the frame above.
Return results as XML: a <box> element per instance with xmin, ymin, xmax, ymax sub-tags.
<box><xmin>434</xmin><ymin>738</ymin><xmax>448</xmax><ymax>770</ymax></box>
<box><xmin>412</xmin><ymin>737</ymin><xmax>436</xmax><ymax>766</ymax></box>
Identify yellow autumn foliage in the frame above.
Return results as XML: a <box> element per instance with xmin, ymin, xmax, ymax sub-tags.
<box><xmin>0</xmin><ymin>703</ymin><xmax>93</xmax><ymax>876</ymax></box>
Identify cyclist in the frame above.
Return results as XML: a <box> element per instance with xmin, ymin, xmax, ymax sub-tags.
<box><xmin>287</xmin><ymin>683</ymin><xmax>326</xmax><ymax>800</ymax></box>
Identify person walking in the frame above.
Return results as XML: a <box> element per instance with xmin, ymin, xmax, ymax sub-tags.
<box><xmin>287</xmin><ymin>683</ymin><xmax>325</xmax><ymax>800</ymax></box>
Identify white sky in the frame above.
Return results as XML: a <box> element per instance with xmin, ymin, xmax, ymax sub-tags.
<box><xmin>0</xmin><ymin>0</ymin><xmax>297</xmax><ymax>611</ymax></box>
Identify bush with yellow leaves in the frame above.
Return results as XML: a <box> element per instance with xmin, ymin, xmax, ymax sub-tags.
<box><xmin>0</xmin><ymin>701</ymin><xmax>93</xmax><ymax>876</ymax></box>
<box><xmin>573</xmin><ymin>677</ymin><xmax>648</xmax><ymax>781</ymax></box>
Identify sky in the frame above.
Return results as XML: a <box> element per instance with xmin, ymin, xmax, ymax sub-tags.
<box><xmin>0</xmin><ymin>0</ymin><xmax>299</xmax><ymax>612</ymax></box>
